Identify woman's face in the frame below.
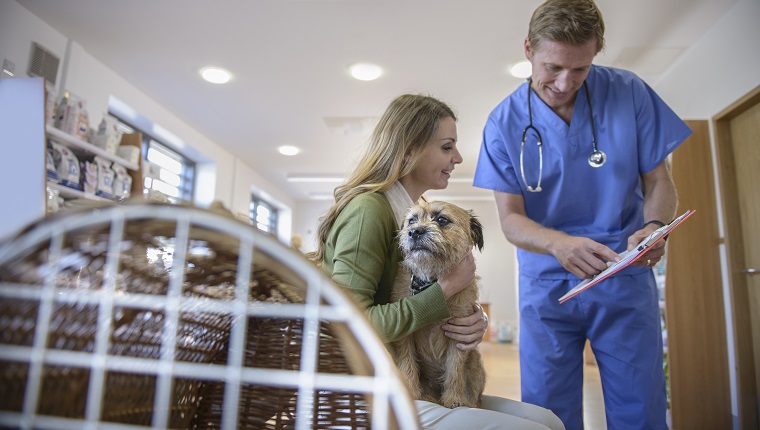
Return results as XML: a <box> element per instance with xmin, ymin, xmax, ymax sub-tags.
<box><xmin>402</xmin><ymin>116</ymin><xmax>462</xmax><ymax>198</ymax></box>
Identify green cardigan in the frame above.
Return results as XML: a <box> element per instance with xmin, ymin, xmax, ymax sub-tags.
<box><xmin>321</xmin><ymin>192</ymin><xmax>450</xmax><ymax>342</ymax></box>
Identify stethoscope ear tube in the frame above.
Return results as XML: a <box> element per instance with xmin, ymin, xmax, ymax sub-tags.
<box><xmin>521</xmin><ymin>124</ymin><xmax>543</xmax><ymax>193</ymax></box>
<box><xmin>520</xmin><ymin>78</ymin><xmax>605</xmax><ymax>192</ymax></box>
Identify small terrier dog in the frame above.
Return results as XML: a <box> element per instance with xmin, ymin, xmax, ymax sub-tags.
<box><xmin>390</xmin><ymin>200</ymin><xmax>486</xmax><ymax>408</ymax></box>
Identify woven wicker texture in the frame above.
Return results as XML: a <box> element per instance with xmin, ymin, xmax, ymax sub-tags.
<box><xmin>0</xmin><ymin>203</ymin><xmax>418</xmax><ymax>430</ymax></box>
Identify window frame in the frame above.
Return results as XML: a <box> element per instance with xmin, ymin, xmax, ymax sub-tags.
<box><xmin>109</xmin><ymin>114</ymin><xmax>196</xmax><ymax>204</ymax></box>
<box><xmin>250</xmin><ymin>195</ymin><xmax>278</xmax><ymax>236</ymax></box>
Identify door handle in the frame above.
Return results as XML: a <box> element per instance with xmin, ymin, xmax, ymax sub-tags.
<box><xmin>740</xmin><ymin>268</ymin><xmax>759</xmax><ymax>274</ymax></box>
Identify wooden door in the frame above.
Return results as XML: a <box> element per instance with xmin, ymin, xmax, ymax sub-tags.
<box><xmin>714</xmin><ymin>85</ymin><xmax>760</xmax><ymax>430</ymax></box>
<box><xmin>666</xmin><ymin>120</ymin><xmax>730</xmax><ymax>429</ymax></box>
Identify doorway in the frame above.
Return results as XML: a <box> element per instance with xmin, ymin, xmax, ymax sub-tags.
<box><xmin>714</xmin><ymin>84</ymin><xmax>760</xmax><ymax>430</ymax></box>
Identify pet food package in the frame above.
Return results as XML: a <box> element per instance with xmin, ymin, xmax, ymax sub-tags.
<box><xmin>50</xmin><ymin>141</ymin><xmax>81</xmax><ymax>190</ymax></box>
<box><xmin>112</xmin><ymin>163</ymin><xmax>132</xmax><ymax>200</ymax></box>
<box><xmin>46</xmin><ymin>148</ymin><xmax>58</xmax><ymax>181</ymax></box>
<box><xmin>45</xmin><ymin>82</ymin><xmax>58</xmax><ymax>127</ymax></box>
<box><xmin>81</xmin><ymin>160</ymin><xmax>98</xmax><ymax>195</ymax></box>
<box><xmin>46</xmin><ymin>185</ymin><xmax>63</xmax><ymax>215</ymax></box>
<box><xmin>55</xmin><ymin>90</ymin><xmax>90</xmax><ymax>141</ymax></box>
<box><xmin>94</xmin><ymin>156</ymin><xmax>115</xmax><ymax>199</ymax></box>
<box><xmin>93</xmin><ymin>114</ymin><xmax>123</xmax><ymax>154</ymax></box>
<box><xmin>117</xmin><ymin>145</ymin><xmax>141</xmax><ymax>165</ymax></box>
<box><xmin>117</xmin><ymin>132</ymin><xmax>142</xmax><ymax>166</ymax></box>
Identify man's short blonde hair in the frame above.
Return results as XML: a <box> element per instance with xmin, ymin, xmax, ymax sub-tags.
<box><xmin>528</xmin><ymin>0</ymin><xmax>605</xmax><ymax>53</ymax></box>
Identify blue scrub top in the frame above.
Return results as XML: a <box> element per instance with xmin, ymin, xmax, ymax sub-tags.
<box><xmin>474</xmin><ymin>65</ymin><xmax>692</xmax><ymax>280</ymax></box>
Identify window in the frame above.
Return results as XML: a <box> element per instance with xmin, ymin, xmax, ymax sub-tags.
<box><xmin>110</xmin><ymin>116</ymin><xmax>195</xmax><ymax>204</ymax></box>
<box><xmin>143</xmin><ymin>139</ymin><xmax>194</xmax><ymax>203</ymax></box>
<box><xmin>250</xmin><ymin>196</ymin><xmax>278</xmax><ymax>235</ymax></box>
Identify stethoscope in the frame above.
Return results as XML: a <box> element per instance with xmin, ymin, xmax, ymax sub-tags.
<box><xmin>520</xmin><ymin>78</ymin><xmax>606</xmax><ymax>193</ymax></box>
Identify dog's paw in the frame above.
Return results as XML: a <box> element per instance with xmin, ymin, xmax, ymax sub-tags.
<box><xmin>441</xmin><ymin>396</ymin><xmax>479</xmax><ymax>409</ymax></box>
<box><xmin>443</xmin><ymin>400</ymin><xmax>478</xmax><ymax>409</ymax></box>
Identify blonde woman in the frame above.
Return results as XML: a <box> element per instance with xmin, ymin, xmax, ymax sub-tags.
<box><xmin>310</xmin><ymin>94</ymin><xmax>564</xmax><ymax>430</ymax></box>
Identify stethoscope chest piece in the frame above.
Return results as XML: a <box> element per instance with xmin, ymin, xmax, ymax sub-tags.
<box><xmin>588</xmin><ymin>149</ymin><xmax>606</xmax><ymax>167</ymax></box>
<box><xmin>520</xmin><ymin>78</ymin><xmax>606</xmax><ymax>192</ymax></box>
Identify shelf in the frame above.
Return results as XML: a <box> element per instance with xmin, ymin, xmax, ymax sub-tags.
<box><xmin>46</xmin><ymin>125</ymin><xmax>139</xmax><ymax>170</ymax></box>
<box><xmin>47</xmin><ymin>181</ymin><xmax>112</xmax><ymax>202</ymax></box>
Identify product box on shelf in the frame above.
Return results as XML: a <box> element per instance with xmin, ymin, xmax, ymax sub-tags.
<box><xmin>81</xmin><ymin>160</ymin><xmax>98</xmax><ymax>195</ymax></box>
<box><xmin>46</xmin><ymin>149</ymin><xmax>58</xmax><ymax>181</ymax></box>
<box><xmin>119</xmin><ymin>132</ymin><xmax>144</xmax><ymax>197</ymax></box>
<box><xmin>93</xmin><ymin>114</ymin><xmax>122</xmax><ymax>154</ymax></box>
<box><xmin>94</xmin><ymin>156</ymin><xmax>115</xmax><ymax>199</ymax></box>
<box><xmin>117</xmin><ymin>133</ymin><xmax>142</xmax><ymax>164</ymax></box>
<box><xmin>112</xmin><ymin>164</ymin><xmax>132</xmax><ymax>200</ymax></box>
<box><xmin>50</xmin><ymin>141</ymin><xmax>81</xmax><ymax>190</ymax></box>
<box><xmin>44</xmin><ymin>82</ymin><xmax>58</xmax><ymax>127</ymax></box>
<box><xmin>54</xmin><ymin>91</ymin><xmax>89</xmax><ymax>141</ymax></box>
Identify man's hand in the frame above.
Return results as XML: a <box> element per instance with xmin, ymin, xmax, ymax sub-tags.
<box><xmin>549</xmin><ymin>235</ymin><xmax>620</xmax><ymax>279</ymax></box>
<box><xmin>628</xmin><ymin>223</ymin><xmax>666</xmax><ymax>267</ymax></box>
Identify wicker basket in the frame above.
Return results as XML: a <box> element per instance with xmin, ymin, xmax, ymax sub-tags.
<box><xmin>0</xmin><ymin>203</ymin><xmax>419</xmax><ymax>429</ymax></box>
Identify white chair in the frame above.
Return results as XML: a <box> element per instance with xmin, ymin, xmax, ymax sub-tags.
<box><xmin>0</xmin><ymin>203</ymin><xmax>419</xmax><ymax>429</ymax></box>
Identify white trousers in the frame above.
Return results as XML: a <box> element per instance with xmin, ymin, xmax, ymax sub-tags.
<box><xmin>415</xmin><ymin>394</ymin><xmax>565</xmax><ymax>430</ymax></box>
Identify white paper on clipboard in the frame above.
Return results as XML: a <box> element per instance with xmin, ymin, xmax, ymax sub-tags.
<box><xmin>558</xmin><ymin>209</ymin><xmax>696</xmax><ymax>304</ymax></box>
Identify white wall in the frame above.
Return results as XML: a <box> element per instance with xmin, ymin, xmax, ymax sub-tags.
<box><xmin>653</xmin><ymin>0</ymin><xmax>760</xmax><ymax>117</ymax></box>
<box><xmin>292</xmin><ymin>199</ymin><xmax>332</xmax><ymax>255</ymax></box>
<box><xmin>0</xmin><ymin>0</ymin><xmax>295</xmax><ymax>239</ymax></box>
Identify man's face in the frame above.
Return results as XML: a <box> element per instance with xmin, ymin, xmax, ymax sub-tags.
<box><xmin>525</xmin><ymin>37</ymin><xmax>597</xmax><ymax>113</ymax></box>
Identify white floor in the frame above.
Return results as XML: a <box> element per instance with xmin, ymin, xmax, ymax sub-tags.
<box><xmin>480</xmin><ymin>341</ymin><xmax>607</xmax><ymax>429</ymax></box>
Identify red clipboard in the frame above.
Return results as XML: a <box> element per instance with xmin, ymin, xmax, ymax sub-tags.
<box><xmin>558</xmin><ymin>209</ymin><xmax>696</xmax><ymax>304</ymax></box>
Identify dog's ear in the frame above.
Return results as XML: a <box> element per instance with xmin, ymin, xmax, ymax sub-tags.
<box><xmin>468</xmin><ymin>211</ymin><xmax>484</xmax><ymax>252</ymax></box>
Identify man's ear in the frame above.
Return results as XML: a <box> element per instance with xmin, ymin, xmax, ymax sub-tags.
<box><xmin>524</xmin><ymin>37</ymin><xmax>532</xmax><ymax>60</ymax></box>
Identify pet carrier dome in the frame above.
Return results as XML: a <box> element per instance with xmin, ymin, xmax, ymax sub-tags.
<box><xmin>0</xmin><ymin>203</ymin><xmax>419</xmax><ymax>429</ymax></box>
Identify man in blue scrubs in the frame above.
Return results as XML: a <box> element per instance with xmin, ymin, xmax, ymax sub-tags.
<box><xmin>473</xmin><ymin>0</ymin><xmax>692</xmax><ymax>428</ymax></box>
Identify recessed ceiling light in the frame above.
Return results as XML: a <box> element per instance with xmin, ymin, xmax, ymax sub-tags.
<box><xmin>348</xmin><ymin>63</ymin><xmax>383</xmax><ymax>81</ymax></box>
<box><xmin>509</xmin><ymin>60</ymin><xmax>532</xmax><ymax>79</ymax></box>
<box><xmin>278</xmin><ymin>145</ymin><xmax>301</xmax><ymax>156</ymax></box>
<box><xmin>200</xmin><ymin>67</ymin><xmax>232</xmax><ymax>84</ymax></box>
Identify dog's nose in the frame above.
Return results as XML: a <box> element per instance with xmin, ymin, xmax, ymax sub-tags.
<box><xmin>408</xmin><ymin>227</ymin><xmax>426</xmax><ymax>240</ymax></box>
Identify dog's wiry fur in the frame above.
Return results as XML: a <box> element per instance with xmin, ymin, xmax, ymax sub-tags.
<box><xmin>390</xmin><ymin>200</ymin><xmax>486</xmax><ymax>408</ymax></box>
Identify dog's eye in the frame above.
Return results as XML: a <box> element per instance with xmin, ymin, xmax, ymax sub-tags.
<box><xmin>406</xmin><ymin>216</ymin><xmax>418</xmax><ymax>226</ymax></box>
<box><xmin>435</xmin><ymin>215</ymin><xmax>450</xmax><ymax>226</ymax></box>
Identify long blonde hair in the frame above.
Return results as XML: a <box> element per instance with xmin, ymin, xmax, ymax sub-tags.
<box><xmin>308</xmin><ymin>94</ymin><xmax>456</xmax><ymax>262</ymax></box>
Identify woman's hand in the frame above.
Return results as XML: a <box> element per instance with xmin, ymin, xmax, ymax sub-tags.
<box><xmin>441</xmin><ymin>303</ymin><xmax>488</xmax><ymax>350</ymax></box>
<box><xmin>438</xmin><ymin>251</ymin><xmax>476</xmax><ymax>300</ymax></box>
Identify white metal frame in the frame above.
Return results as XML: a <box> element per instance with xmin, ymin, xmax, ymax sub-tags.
<box><xmin>0</xmin><ymin>204</ymin><xmax>420</xmax><ymax>430</ymax></box>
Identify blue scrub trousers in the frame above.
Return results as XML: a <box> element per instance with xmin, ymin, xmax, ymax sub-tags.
<box><xmin>518</xmin><ymin>272</ymin><xmax>667</xmax><ymax>430</ymax></box>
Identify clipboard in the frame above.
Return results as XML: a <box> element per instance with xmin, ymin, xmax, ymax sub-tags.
<box><xmin>558</xmin><ymin>209</ymin><xmax>696</xmax><ymax>304</ymax></box>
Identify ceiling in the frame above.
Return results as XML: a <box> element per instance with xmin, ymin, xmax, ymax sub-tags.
<box><xmin>16</xmin><ymin>0</ymin><xmax>737</xmax><ymax>203</ymax></box>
